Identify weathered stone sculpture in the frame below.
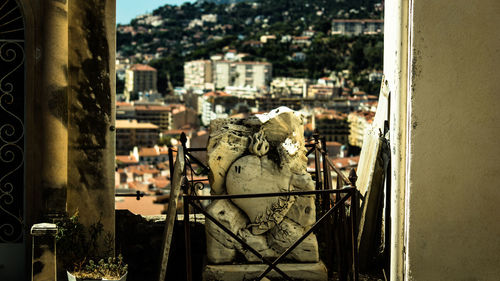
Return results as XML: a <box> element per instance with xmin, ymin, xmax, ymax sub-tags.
<box><xmin>205</xmin><ymin>107</ymin><xmax>320</xmax><ymax>265</ymax></box>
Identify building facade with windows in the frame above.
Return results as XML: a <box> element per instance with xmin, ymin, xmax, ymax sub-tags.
<box><xmin>125</xmin><ymin>64</ymin><xmax>158</xmax><ymax>100</ymax></box>
<box><xmin>212</xmin><ymin>60</ymin><xmax>272</xmax><ymax>90</ymax></box>
<box><xmin>184</xmin><ymin>60</ymin><xmax>213</xmax><ymax>90</ymax></box>
<box><xmin>331</xmin><ymin>19</ymin><xmax>384</xmax><ymax>36</ymax></box>
<box><xmin>116</xmin><ymin>120</ymin><xmax>159</xmax><ymax>154</ymax></box>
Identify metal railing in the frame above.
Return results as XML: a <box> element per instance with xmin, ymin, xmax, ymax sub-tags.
<box><xmin>114</xmin><ymin>132</ymin><xmax>361</xmax><ymax>280</ymax></box>
<box><xmin>178</xmin><ymin>132</ymin><xmax>360</xmax><ymax>281</ymax></box>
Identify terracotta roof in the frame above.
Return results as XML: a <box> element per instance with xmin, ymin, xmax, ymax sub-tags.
<box><xmin>163</xmin><ymin>129</ymin><xmax>192</xmax><ymax>136</ymax></box>
<box><xmin>196</xmin><ymin>130</ymin><xmax>208</xmax><ymax>136</ymax></box>
<box><xmin>134</xmin><ymin>105</ymin><xmax>172</xmax><ymax>111</ymax></box>
<box><xmin>203</xmin><ymin>91</ymin><xmax>232</xmax><ymax>97</ymax></box>
<box><xmin>229</xmin><ymin>113</ymin><xmax>249</xmax><ymax>119</ymax></box>
<box><xmin>142</xmin><ymin>168</ymin><xmax>160</xmax><ymax>174</ymax></box>
<box><xmin>129</xmin><ymin>64</ymin><xmax>157</xmax><ymax>71</ymax></box>
<box><xmin>115</xmin><ymin>196</ymin><xmax>164</xmax><ymax>216</ymax></box>
<box><xmin>116</xmin><ymin>102</ymin><xmax>132</xmax><ymax>107</ymax></box>
<box><xmin>316</xmin><ymin>110</ymin><xmax>347</xmax><ymax>120</ymax></box>
<box><xmin>115</xmin><ymin>120</ymin><xmax>158</xmax><ymax>129</ymax></box>
<box><xmin>293</xmin><ymin>36</ymin><xmax>311</xmax><ymax>40</ymax></box>
<box><xmin>151</xmin><ymin>176</ymin><xmax>169</xmax><ymax>189</ymax></box>
<box><xmin>156</xmin><ymin>162</ymin><xmax>169</xmax><ymax>170</ymax></box>
<box><xmin>139</xmin><ymin>148</ymin><xmax>158</xmax><ymax>157</ymax></box>
<box><xmin>326</xmin><ymin>141</ymin><xmax>342</xmax><ymax>147</ymax></box>
<box><xmin>116</xmin><ymin>155</ymin><xmax>138</xmax><ymax>164</ymax></box>
<box><xmin>350</xmin><ymin>110</ymin><xmax>376</xmax><ymax>123</ymax></box>
<box><xmin>127</xmin><ymin>181</ymin><xmax>150</xmax><ymax>191</ymax></box>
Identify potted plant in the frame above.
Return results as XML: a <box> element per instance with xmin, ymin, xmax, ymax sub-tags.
<box><xmin>66</xmin><ymin>256</ymin><xmax>128</xmax><ymax>281</ymax></box>
<box><xmin>56</xmin><ymin>211</ymin><xmax>128</xmax><ymax>281</ymax></box>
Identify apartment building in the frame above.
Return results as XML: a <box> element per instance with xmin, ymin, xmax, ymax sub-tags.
<box><xmin>233</xmin><ymin>62</ymin><xmax>272</xmax><ymax>89</ymax></box>
<box><xmin>125</xmin><ymin>64</ymin><xmax>158</xmax><ymax>100</ymax></box>
<box><xmin>116</xmin><ymin>120</ymin><xmax>159</xmax><ymax>154</ymax></box>
<box><xmin>213</xmin><ymin>61</ymin><xmax>272</xmax><ymax>90</ymax></box>
<box><xmin>347</xmin><ymin>110</ymin><xmax>375</xmax><ymax>147</ymax></box>
<box><xmin>270</xmin><ymin>77</ymin><xmax>311</xmax><ymax>98</ymax></box>
<box><xmin>184</xmin><ymin>60</ymin><xmax>213</xmax><ymax>90</ymax></box>
<box><xmin>331</xmin><ymin>19</ymin><xmax>384</xmax><ymax>36</ymax></box>
<box><xmin>117</xmin><ymin>103</ymin><xmax>197</xmax><ymax>131</ymax></box>
<box><xmin>213</xmin><ymin>61</ymin><xmax>231</xmax><ymax>89</ymax></box>
<box><xmin>307</xmin><ymin>84</ymin><xmax>337</xmax><ymax>98</ymax></box>
<box><xmin>314</xmin><ymin>110</ymin><xmax>350</xmax><ymax>143</ymax></box>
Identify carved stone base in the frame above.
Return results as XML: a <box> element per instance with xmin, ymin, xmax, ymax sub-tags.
<box><xmin>203</xmin><ymin>261</ymin><xmax>328</xmax><ymax>281</ymax></box>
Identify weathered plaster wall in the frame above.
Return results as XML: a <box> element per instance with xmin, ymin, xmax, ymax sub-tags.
<box><xmin>405</xmin><ymin>0</ymin><xmax>500</xmax><ymax>280</ymax></box>
<box><xmin>67</xmin><ymin>0</ymin><xmax>116</xmax><ymax>248</ymax></box>
<box><xmin>383</xmin><ymin>0</ymin><xmax>409</xmax><ymax>280</ymax></box>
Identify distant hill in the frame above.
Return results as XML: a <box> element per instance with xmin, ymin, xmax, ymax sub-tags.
<box><xmin>117</xmin><ymin>0</ymin><xmax>383</xmax><ymax>94</ymax></box>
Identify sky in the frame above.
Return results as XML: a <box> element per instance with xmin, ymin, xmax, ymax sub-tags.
<box><xmin>117</xmin><ymin>0</ymin><xmax>195</xmax><ymax>24</ymax></box>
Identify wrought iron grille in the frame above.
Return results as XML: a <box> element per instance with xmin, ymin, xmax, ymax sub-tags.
<box><xmin>0</xmin><ymin>0</ymin><xmax>25</xmax><ymax>243</ymax></box>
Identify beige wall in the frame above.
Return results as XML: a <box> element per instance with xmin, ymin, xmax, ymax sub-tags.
<box><xmin>393</xmin><ymin>0</ymin><xmax>500</xmax><ymax>280</ymax></box>
<box><xmin>66</xmin><ymin>0</ymin><xmax>116</xmax><ymax>255</ymax></box>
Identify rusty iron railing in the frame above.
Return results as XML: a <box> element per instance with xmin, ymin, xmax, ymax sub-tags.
<box><xmin>183</xmin><ymin>188</ymin><xmax>358</xmax><ymax>281</ymax></box>
<box><xmin>179</xmin><ymin>132</ymin><xmax>360</xmax><ymax>281</ymax></box>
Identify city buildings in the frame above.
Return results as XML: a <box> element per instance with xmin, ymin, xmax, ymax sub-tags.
<box><xmin>348</xmin><ymin>110</ymin><xmax>376</xmax><ymax>147</ymax></box>
<box><xmin>116</xmin><ymin>103</ymin><xmax>198</xmax><ymax>131</ymax></box>
<box><xmin>308</xmin><ymin>84</ymin><xmax>337</xmax><ymax>98</ymax></box>
<box><xmin>184</xmin><ymin>60</ymin><xmax>214</xmax><ymax>91</ymax></box>
<box><xmin>331</xmin><ymin>19</ymin><xmax>384</xmax><ymax>36</ymax></box>
<box><xmin>213</xmin><ymin>60</ymin><xmax>272</xmax><ymax>90</ymax></box>
<box><xmin>314</xmin><ymin>110</ymin><xmax>350</xmax><ymax>143</ymax></box>
<box><xmin>270</xmin><ymin>77</ymin><xmax>312</xmax><ymax>98</ymax></box>
<box><xmin>199</xmin><ymin>91</ymin><xmax>236</xmax><ymax>126</ymax></box>
<box><xmin>125</xmin><ymin>64</ymin><xmax>158</xmax><ymax>100</ymax></box>
<box><xmin>116</xmin><ymin>120</ymin><xmax>159</xmax><ymax>154</ymax></box>
<box><xmin>184</xmin><ymin>57</ymin><xmax>272</xmax><ymax>93</ymax></box>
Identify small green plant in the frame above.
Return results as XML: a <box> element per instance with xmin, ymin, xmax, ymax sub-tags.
<box><xmin>71</xmin><ymin>255</ymin><xmax>128</xmax><ymax>280</ymax></box>
<box><xmin>56</xmin><ymin>211</ymin><xmax>127</xmax><ymax>279</ymax></box>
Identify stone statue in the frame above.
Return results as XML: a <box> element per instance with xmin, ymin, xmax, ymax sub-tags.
<box><xmin>205</xmin><ymin>107</ymin><xmax>319</xmax><ymax>264</ymax></box>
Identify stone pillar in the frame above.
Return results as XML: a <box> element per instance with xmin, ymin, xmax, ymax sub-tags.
<box><xmin>40</xmin><ymin>0</ymin><xmax>69</xmax><ymax>216</ymax></box>
<box><xmin>31</xmin><ymin>223</ymin><xmax>58</xmax><ymax>281</ymax></box>
<box><xmin>66</xmin><ymin>0</ymin><xmax>116</xmax><ymax>252</ymax></box>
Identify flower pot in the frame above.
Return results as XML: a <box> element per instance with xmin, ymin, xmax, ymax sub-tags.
<box><xmin>67</xmin><ymin>271</ymin><xmax>127</xmax><ymax>281</ymax></box>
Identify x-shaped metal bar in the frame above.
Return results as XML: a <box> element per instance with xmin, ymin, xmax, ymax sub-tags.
<box><xmin>186</xmin><ymin>189</ymin><xmax>352</xmax><ymax>281</ymax></box>
<box><xmin>189</xmin><ymin>201</ymin><xmax>294</xmax><ymax>280</ymax></box>
<box><xmin>256</xmin><ymin>192</ymin><xmax>351</xmax><ymax>280</ymax></box>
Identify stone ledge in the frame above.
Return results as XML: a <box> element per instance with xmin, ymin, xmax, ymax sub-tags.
<box><xmin>203</xmin><ymin>261</ymin><xmax>328</xmax><ymax>281</ymax></box>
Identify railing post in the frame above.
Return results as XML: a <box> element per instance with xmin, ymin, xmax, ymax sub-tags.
<box><xmin>349</xmin><ymin>169</ymin><xmax>359</xmax><ymax>281</ymax></box>
<box><xmin>184</xmin><ymin>195</ymin><xmax>192</xmax><ymax>281</ymax></box>
<box><xmin>180</xmin><ymin>132</ymin><xmax>189</xmax><ymax>189</ymax></box>
<box><xmin>168</xmin><ymin>146</ymin><xmax>174</xmax><ymax>183</ymax></box>
<box><xmin>313</xmin><ymin>132</ymin><xmax>322</xmax><ymax>192</ymax></box>
<box><xmin>321</xmin><ymin>137</ymin><xmax>334</xmax><ymax>277</ymax></box>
